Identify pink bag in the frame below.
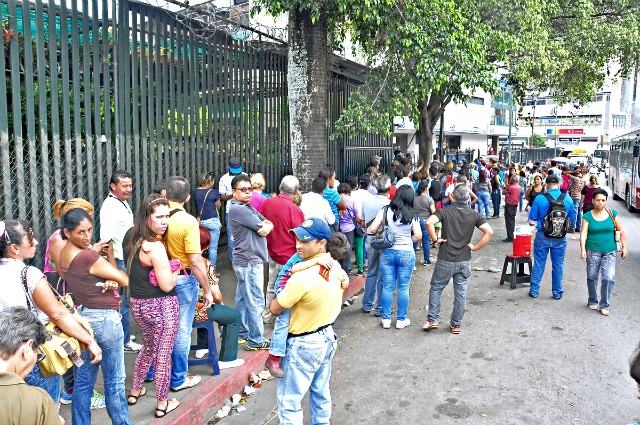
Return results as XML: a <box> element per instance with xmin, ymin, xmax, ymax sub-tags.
<box><xmin>149</xmin><ymin>259</ymin><xmax>186</xmax><ymax>286</ymax></box>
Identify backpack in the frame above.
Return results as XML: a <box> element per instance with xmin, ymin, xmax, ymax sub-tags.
<box><xmin>542</xmin><ymin>193</ymin><xmax>569</xmax><ymax>238</ymax></box>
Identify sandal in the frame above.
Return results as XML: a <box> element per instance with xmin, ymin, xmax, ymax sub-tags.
<box><xmin>127</xmin><ymin>387</ymin><xmax>146</xmax><ymax>406</ymax></box>
<box><xmin>155</xmin><ymin>399</ymin><xmax>180</xmax><ymax>418</ymax></box>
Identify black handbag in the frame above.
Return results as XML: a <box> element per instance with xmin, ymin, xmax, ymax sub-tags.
<box><xmin>370</xmin><ymin>206</ymin><xmax>395</xmax><ymax>250</ymax></box>
<box><xmin>353</xmin><ymin>217</ymin><xmax>365</xmax><ymax>238</ymax></box>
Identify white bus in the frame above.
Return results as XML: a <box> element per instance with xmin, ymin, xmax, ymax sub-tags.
<box><xmin>609</xmin><ymin>131</ymin><xmax>640</xmax><ymax>212</ymax></box>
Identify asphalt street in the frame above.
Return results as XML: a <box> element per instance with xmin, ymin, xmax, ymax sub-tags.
<box><xmin>220</xmin><ymin>194</ymin><xmax>640</xmax><ymax>425</ymax></box>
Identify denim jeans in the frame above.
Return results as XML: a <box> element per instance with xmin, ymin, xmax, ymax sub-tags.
<box><xmin>571</xmin><ymin>198</ymin><xmax>583</xmax><ymax>230</ymax></box>
<box><xmin>200</xmin><ymin>217</ymin><xmax>222</xmax><ymax>268</ymax></box>
<box><xmin>491</xmin><ymin>189</ymin><xmax>502</xmax><ymax>217</ymax></box>
<box><xmin>530</xmin><ymin>231</ymin><xmax>567</xmax><ymax>298</ymax></box>
<box><xmin>413</xmin><ymin>218</ymin><xmax>431</xmax><ymax>262</ymax></box>
<box><xmin>427</xmin><ymin>260</ymin><xmax>471</xmax><ymax>327</ymax></box>
<box><xmin>197</xmin><ymin>304</ymin><xmax>242</xmax><ymax>361</ymax></box>
<box><xmin>170</xmin><ymin>274</ymin><xmax>199</xmax><ymax>388</ymax></box>
<box><xmin>586</xmin><ymin>250</ymin><xmax>616</xmax><ymax>309</ymax></box>
<box><xmin>362</xmin><ymin>237</ymin><xmax>383</xmax><ymax>314</ymax></box>
<box><xmin>115</xmin><ymin>259</ymin><xmax>131</xmax><ymax>344</ymax></box>
<box><xmin>226</xmin><ymin>220</ymin><xmax>235</xmax><ymax>263</ymax></box>
<box><xmin>340</xmin><ymin>230</ymin><xmax>355</xmax><ymax>273</ymax></box>
<box><xmin>476</xmin><ymin>191</ymin><xmax>491</xmax><ymax>217</ymax></box>
<box><xmin>72</xmin><ymin>307</ymin><xmax>131</xmax><ymax>425</ymax></box>
<box><xmin>270</xmin><ymin>283</ymin><xmax>290</xmax><ymax>357</ymax></box>
<box><xmin>25</xmin><ymin>362</ymin><xmax>62</xmax><ymax>406</ymax></box>
<box><xmin>519</xmin><ymin>188</ymin><xmax>525</xmax><ymax>212</ymax></box>
<box><xmin>234</xmin><ymin>262</ymin><xmax>266</xmax><ymax>347</ymax></box>
<box><xmin>277</xmin><ymin>327</ymin><xmax>337</xmax><ymax>425</ymax></box>
<box><xmin>380</xmin><ymin>249</ymin><xmax>415</xmax><ymax>321</ymax></box>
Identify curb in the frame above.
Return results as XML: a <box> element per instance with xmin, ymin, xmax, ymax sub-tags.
<box><xmin>155</xmin><ymin>275</ymin><xmax>366</xmax><ymax>425</ymax></box>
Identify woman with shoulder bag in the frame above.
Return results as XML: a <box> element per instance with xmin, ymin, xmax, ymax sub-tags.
<box><xmin>124</xmin><ymin>194</ymin><xmax>181</xmax><ymax>419</ymax></box>
<box><xmin>369</xmin><ymin>185</ymin><xmax>422</xmax><ymax>330</ymax></box>
<box><xmin>0</xmin><ymin>219</ymin><xmax>101</xmax><ymax>406</ymax></box>
<box><xmin>525</xmin><ymin>174</ymin><xmax>545</xmax><ymax>213</ymax></box>
<box><xmin>579</xmin><ymin>188</ymin><xmax>627</xmax><ymax>316</ymax></box>
<box><xmin>58</xmin><ymin>208</ymin><xmax>131</xmax><ymax>425</ymax></box>
<box><xmin>194</xmin><ymin>172</ymin><xmax>222</xmax><ymax>268</ymax></box>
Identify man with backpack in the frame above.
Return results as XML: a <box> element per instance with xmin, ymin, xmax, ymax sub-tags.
<box><xmin>527</xmin><ymin>174</ymin><xmax>576</xmax><ymax>299</ymax></box>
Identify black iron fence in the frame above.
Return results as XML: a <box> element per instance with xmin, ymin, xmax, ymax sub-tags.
<box><xmin>1</xmin><ymin>0</ymin><xmax>391</xmax><ymax>266</ymax></box>
<box><xmin>500</xmin><ymin>148</ymin><xmax>558</xmax><ymax>164</ymax></box>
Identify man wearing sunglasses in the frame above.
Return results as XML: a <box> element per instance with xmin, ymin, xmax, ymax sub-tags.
<box><xmin>0</xmin><ymin>306</ymin><xmax>62</xmax><ymax>424</ymax></box>
<box><xmin>228</xmin><ymin>174</ymin><xmax>274</xmax><ymax>351</ymax></box>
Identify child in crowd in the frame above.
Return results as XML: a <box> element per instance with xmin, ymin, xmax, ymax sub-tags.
<box><xmin>264</xmin><ymin>229</ymin><xmax>350</xmax><ymax>378</ymax></box>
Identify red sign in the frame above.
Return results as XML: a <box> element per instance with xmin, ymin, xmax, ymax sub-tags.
<box><xmin>558</xmin><ymin>128</ymin><xmax>584</xmax><ymax>135</ymax></box>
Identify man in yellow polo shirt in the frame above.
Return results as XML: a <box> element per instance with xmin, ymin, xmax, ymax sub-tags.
<box><xmin>269</xmin><ymin>217</ymin><xmax>343</xmax><ymax>425</ymax></box>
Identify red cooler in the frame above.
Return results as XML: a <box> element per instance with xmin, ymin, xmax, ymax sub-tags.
<box><xmin>513</xmin><ymin>233</ymin><xmax>531</xmax><ymax>257</ymax></box>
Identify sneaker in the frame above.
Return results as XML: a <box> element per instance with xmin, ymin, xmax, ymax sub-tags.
<box><xmin>381</xmin><ymin>319</ymin><xmax>391</xmax><ymax>329</ymax></box>
<box><xmin>171</xmin><ymin>374</ymin><xmax>202</xmax><ymax>391</ymax></box>
<box><xmin>588</xmin><ymin>304</ymin><xmax>599</xmax><ymax>310</ymax></box>
<box><xmin>601</xmin><ymin>308</ymin><xmax>610</xmax><ymax>316</ymax></box>
<box><xmin>219</xmin><ymin>359</ymin><xmax>245</xmax><ymax>370</ymax></box>
<box><xmin>502</xmin><ymin>238</ymin><xmax>513</xmax><ymax>242</ymax></box>
<box><xmin>450</xmin><ymin>325</ymin><xmax>461</xmax><ymax>334</ymax></box>
<box><xmin>422</xmin><ymin>321</ymin><xmax>439</xmax><ymax>331</ymax></box>
<box><xmin>90</xmin><ymin>391</ymin><xmax>106</xmax><ymax>410</ymax></box>
<box><xmin>421</xmin><ymin>260</ymin><xmax>432</xmax><ymax>266</ymax></box>
<box><xmin>246</xmin><ymin>340</ymin><xmax>270</xmax><ymax>351</ymax></box>
<box><xmin>124</xmin><ymin>341</ymin><xmax>142</xmax><ymax>353</ymax></box>
<box><xmin>195</xmin><ymin>349</ymin><xmax>209</xmax><ymax>359</ymax></box>
<box><xmin>396</xmin><ymin>319</ymin><xmax>411</xmax><ymax>329</ymax></box>
<box><xmin>356</xmin><ymin>270</ymin><xmax>365</xmax><ymax>277</ymax></box>
<box><xmin>238</xmin><ymin>337</ymin><xmax>248</xmax><ymax>345</ymax></box>
<box><xmin>374</xmin><ymin>311</ymin><xmax>382</xmax><ymax>317</ymax></box>
<box><xmin>60</xmin><ymin>390</ymin><xmax>73</xmax><ymax>405</ymax></box>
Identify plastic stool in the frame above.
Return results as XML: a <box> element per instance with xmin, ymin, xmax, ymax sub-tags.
<box><xmin>188</xmin><ymin>321</ymin><xmax>220</xmax><ymax>376</ymax></box>
<box><xmin>499</xmin><ymin>255</ymin><xmax>532</xmax><ymax>289</ymax></box>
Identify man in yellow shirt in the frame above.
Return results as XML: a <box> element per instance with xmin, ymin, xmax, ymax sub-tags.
<box><xmin>269</xmin><ymin>218</ymin><xmax>343</xmax><ymax>425</ymax></box>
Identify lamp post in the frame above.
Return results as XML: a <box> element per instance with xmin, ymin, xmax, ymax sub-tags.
<box><xmin>551</xmin><ymin>107</ymin><xmax>558</xmax><ymax>157</ymax></box>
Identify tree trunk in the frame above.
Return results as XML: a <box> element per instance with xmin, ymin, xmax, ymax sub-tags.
<box><xmin>417</xmin><ymin>95</ymin><xmax>451</xmax><ymax>171</ymax></box>
<box><xmin>287</xmin><ymin>5</ymin><xmax>328</xmax><ymax>188</ymax></box>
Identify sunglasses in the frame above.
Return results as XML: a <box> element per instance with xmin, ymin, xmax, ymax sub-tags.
<box><xmin>234</xmin><ymin>187</ymin><xmax>252</xmax><ymax>193</ymax></box>
<box><xmin>25</xmin><ymin>340</ymin><xmax>46</xmax><ymax>363</ymax></box>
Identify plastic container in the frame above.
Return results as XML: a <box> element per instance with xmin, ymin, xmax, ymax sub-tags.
<box><xmin>513</xmin><ymin>233</ymin><xmax>532</xmax><ymax>257</ymax></box>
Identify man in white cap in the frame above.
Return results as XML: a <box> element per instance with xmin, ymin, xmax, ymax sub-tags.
<box><xmin>219</xmin><ymin>157</ymin><xmax>244</xmax><ymax>263</ymax></box>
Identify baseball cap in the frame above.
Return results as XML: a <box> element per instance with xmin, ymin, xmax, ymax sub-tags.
<box><xmin>290</xmin><ymin>218</ymin><xmax>332</xmax><ymax>242</ymax></box>
<box><xmin>229</xmin><ymin>157</ymin><xmax>242</xmax><ymax>174</ymax></box>
<box><xmin>546</xmin><ymin>174</ymin><xmax>560</xmax><ymax>184</ymax></box>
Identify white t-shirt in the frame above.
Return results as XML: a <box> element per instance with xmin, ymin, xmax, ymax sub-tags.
<box><xmin>300</xmin><ymin>192</ymin><xmax>335</xmax><ymax>225</ymax></box>
<box><xmin>219</xmin><ymin>172</ymin><xmax>234</xmax><ymax>213</ymax></box>
<box><xmin>0</xmin><ymin>258</ymin><xmax>49</xmax><ymax>324</ymax></box>
<box><xmin>351</xmin><ymin>188</ymin><xmax>374</xmax><ymax>217</ymax></box>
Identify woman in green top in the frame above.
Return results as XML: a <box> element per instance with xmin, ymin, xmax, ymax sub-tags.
<box><xmin>579</xmin><ymin>188</ymin><xmax>627</xmax><ymax>316</ymax></box>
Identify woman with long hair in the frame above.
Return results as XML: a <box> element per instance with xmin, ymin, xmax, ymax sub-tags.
<box><xmin>490</xmin><ymin>166</ymin><xmax>502</xmax><ymax>218</ymax></box>
<box><xmin>580</xmin><ymin>174</ymin><xmax>600</xmax><ymax>214</ymax></box>
<box><xmin>413</xmin><ymin>180</ymin><xmax>435</xmax><ymax>265</ymax></box>
<box><xmin>369</xmin><ymin>185</ymin><xmax>422</xmax><ymax>330</ymax></box>
<box><xmin>194</xmin><ymin>172</ymin><xmax>222</xmax><ymax>268</ymax></box>
<box><xmin>0</xmin><ymin>219</ymin><xmax>101</xmax><ymax>407</ymax></box>
<box><xmin>474</xmin><ymin>170</ymin><xmax>492</xmax><ymax>218</ymax></box>
<box><xmin>525</xmin><ymin>174</ymin><xmax>545</xmax><ymax>212</ymax></box>
<box><xmin>124</xmin><ymin>194</ymin><xmax>180</xmax><ymax>418</ymax></box>
<box><xmin>58</xmin><ymin>208</ymin><xmax>131</xmax><ymax>425</ymax></box>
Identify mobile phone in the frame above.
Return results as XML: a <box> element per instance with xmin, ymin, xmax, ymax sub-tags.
<box><xmin>95</xmin><ymin>282</ymin><xmax>106</xmax><ymax>288</ymax></box>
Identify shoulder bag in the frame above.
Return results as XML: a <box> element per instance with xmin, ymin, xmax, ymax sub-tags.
<box><xmin>605</xmin><ymin>208</ymin><xmax>622</xmax><ymax>252</ymax></box>
<box><xmin>370</xmin><ymin>206</ymin><xmax>396</xmax><ymax>250</ymax></box>
<box><xmin>21</xmin><ymin>268</ymin><xmax>94</xmax><ymax>377</ymax></box>
<box><xmin>197</xmin><ymin>189</ymin><xmax>213</xmax><ymax>225</ymax></box>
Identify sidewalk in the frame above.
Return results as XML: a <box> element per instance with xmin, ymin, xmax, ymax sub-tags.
<box><xmin>58</xmin><ymin>255</ymin><xmax>366</xmax><ymax>425</ymax></box>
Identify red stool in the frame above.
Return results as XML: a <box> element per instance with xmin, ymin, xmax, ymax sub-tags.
<box><xmin>500</xmin><ymin>255</ymin><xmax>532</xmax><ymax>289</ymax></box>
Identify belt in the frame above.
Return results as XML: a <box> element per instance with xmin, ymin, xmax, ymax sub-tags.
<box><xmin>179</xmin><ymin>268</ymin><xmax>191</xmax><ymax>275</ymax></box>
<box><xmin>287</xmin><ymin>323</ymin><xmax>333</xmax><ymax>339</ymax></box>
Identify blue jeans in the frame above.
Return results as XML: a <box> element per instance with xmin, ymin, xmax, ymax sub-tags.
<box><xmin>201</xmin><ymin>217</ymin><xmax>222</xmax><ymax>268</ymax></box>
<box><xmin>530</xmin><ymin>231</ymin><xmax>567</xmax><ymax>298</ymax></box>
<box><xmin>25</xmin><ymin>362</ymin><xmax>62</xmax><ymax>406</ymax></box>
<box><xmin>571</xmin><ymin>198</ymin><xmax>583</xmax><ymax>230</ymax></box>
<box><xmin>491</xmin><ymin>189</ymin><xmax>501</xmax><ymax>217</ymax></box>
<box><xmin>413</xmin><ymin>218</ymin><xmax>431</xmax><ymax>262</ymax></box>
<box><xmin>170</xmin><ymin>274</ymin><xmax>199</xmax><ymax>388</ymax></box>
<box><xmin>270</xmin><ymin>284</ymin><xmax>290</xmax><ymax>357</ymax></box>
<box><xmin>115</xmin><ymin>259</ymin><xmax>130</xmax><ymax>344</ymax></box>
<box><xmin>234</xmin><ymin>262</ymin><xmax>266</xmax><ymax>347</ymax></box>
<box><xmin>519</xmin><ymin>188</ymin><xmax>525</xmax><ymax>212</ymax></box>
<box><xmin>362</xmin><ymin>237</ymin><xmax>383</xmax><ymax>314</ymax></box>
<box><xmin>586</xmin><ymin>250</ymin><xmax>616</xmax><ymax>309</ymax></box>
<box><xmin>277</xmin><ymin>327</ymin><xmax>337</xmax><ymax>425</ymax></box>
<box><xmin>73</xmin><ymin>307</ymin><xmax>131</xmax><ymax>425</ymax></box>
<box><xmin>226</xmin><ymin>220</ymin><xmax>235</xmax><ymax>263</ymax></box>
<box><xmin>427</xmin><ymin>260</ymin><xmax>471</xmax><ymax>327</ymax></box>
<box><xmin>380</xmin><ymin>249</ymin><xmax>415</xmax><ymax>321</ymax></box>
<box><xmin>476</xmin><ymin>191</ymin><xmax>491</xmax><ymax>217</ymax></box>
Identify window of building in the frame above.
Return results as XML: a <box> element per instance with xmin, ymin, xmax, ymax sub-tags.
<box><xmin>612</xmin><ymin>114</ymin><xmax>627</xmax><ymax>128</ymax></box>
<box><xmin>491</xmin><ymin>108</ymin><xmax>509</xmax><ymax>126</ymax></box>
<box><xmin>467</xmin><ymin>96</ymin><xmax>484</xmax><ymax>105</ymax></box>
<box><xmin>593</xmin><ymin>93</ymin><xmax>611</xmax><ymax>102</ymax></box>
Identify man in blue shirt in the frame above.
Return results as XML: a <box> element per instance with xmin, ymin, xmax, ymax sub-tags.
<box><xmin>318</xmin><ymin>167</ymin><xmax>346</xmax><ymax>229</ymax></box>
<box><xmin>527</xmin><ymin>174</ymin><xmax>576</xmax><ymax>299</ymax></box>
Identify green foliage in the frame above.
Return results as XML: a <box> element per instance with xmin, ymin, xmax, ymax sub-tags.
<box><xmin>532</xmin><ymin>134</ymin><xmax>547</xmax><ymax>148</ymax></box>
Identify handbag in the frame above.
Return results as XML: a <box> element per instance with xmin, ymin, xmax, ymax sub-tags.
<box><xmin>197</xmin><ymin>189</ymin><xmax>212</xmax><ymax>225</ymax></box>
<box><xmin>149</xmin><ymin>259</ymin><xmax>186</xmax><ymax>286</ymax></box>
<box><xmin>353</xmin><ymin>217</ymin><xmax>365</xmax><ymax>238</ymax></box>
<box><xmin>21</xmin><ymin>268</ymin><xmax>94</xmax><ymax>377</ymax></box>
<box><xmin>370</xmin><ymin>206</ymin><xmax>396</xmax><ymax>250</ymax></box>
<box><xmin>605</xmin><ymin>208</ymin><xmax>622</xmax><ymax>252</ymax></box>
<box><xmin>194</xmin><ymin>260</ymin><xmax>219</xmax><ymax>322</ymax></box>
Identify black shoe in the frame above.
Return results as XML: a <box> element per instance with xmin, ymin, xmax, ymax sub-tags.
<box><xmin>502</xmin><ymin>238</ymin><xmax>513</xmax><ymax>242</ymax></box>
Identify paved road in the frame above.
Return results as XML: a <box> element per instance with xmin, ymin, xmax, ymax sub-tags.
<box><xmin>220</xmin><ymin>195</ymin><xmax>640</xmax><ymax>425</ymax></box>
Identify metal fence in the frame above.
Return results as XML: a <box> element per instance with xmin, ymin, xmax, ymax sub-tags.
<box><xmin>500</xmin><ymin>148</ymin><xmax>558</xmax><ymax>164</ymax></box>
<box><xmin>1</xmin><ymin>0</ymin><xmax>391</xmax><ymax>266</ymax></box>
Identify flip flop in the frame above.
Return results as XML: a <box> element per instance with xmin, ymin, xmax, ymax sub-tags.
<box><xmin>155</xmin><ymin>399</ymin><xmax>180</xmax><ymax>418</ymax></box>
<box><xmin>127</xmin><ymin>387</ymin><xmax>146</xmax><ymax>406</ymax></box>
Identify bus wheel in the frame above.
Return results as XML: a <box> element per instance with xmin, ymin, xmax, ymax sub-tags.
<box><xmin>612</xmin><ymin>182</ymin><xmax>620</xmax><ymax>200</ymax></box>
<box><xmin>626</xmin><ymin>190</ymin><xmax>637</xmax><ymax>213</ymax></box>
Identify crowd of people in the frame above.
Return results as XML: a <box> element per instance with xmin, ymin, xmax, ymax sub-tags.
<box><xmin>0</xmin><ymin>148</ymin><xmax>633</xmax><ymax>424</ymax></box>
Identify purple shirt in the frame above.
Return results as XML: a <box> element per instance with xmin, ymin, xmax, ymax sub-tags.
<box><xmin>249</xmin><ymin>190</ymin><xmax>267</xmax><ymax>212</ymax></box>
<box><xmin>339</xmin><ymin>195</ymin><xmax>357</xmax><ymax>232</ymax></box>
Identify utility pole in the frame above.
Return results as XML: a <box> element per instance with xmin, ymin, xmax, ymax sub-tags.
<box><xmin>508</xmin><ymin>87</ymin><xmax>513</xmax><ymax>163</ymax></box>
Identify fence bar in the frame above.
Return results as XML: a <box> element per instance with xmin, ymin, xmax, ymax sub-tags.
<box><xmin>0</xmin><ymin>1</ymin><xmax>10</xmax><ymax>217</ymax></box>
